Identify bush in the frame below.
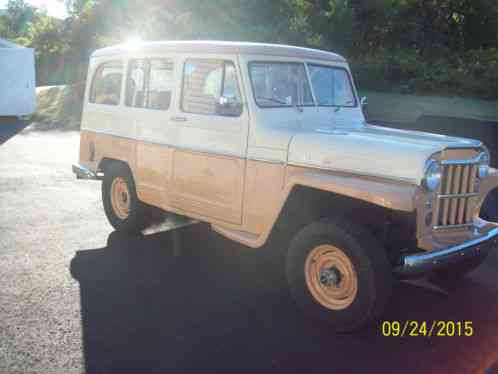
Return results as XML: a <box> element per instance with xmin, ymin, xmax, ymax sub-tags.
<box><xmin>351</xmin><ymin>48</ymin><xmax>498</xmax><ymax>100</ymax></box>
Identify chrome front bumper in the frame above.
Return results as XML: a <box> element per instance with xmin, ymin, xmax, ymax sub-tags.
<box><xmin>395</xmin><ymin>226</ymin><xmax>498</xmax><ymax>276</ymax></box>
<box><xmin>72</xmin><ymin>164</ymin><xmax>101</xmax><ymax>180</ymax></box>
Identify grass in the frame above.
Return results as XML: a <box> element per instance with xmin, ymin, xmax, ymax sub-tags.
<box><xmin>31</xmin><ymin>84</ymin><xmax>498</xmax><ymax>130</ymax></box>
<box><xmin>361</xmin><ymin>90</ymin><xmax>498</xmax><ymax>124</ymax></box>
<box><xmin>32</xmin><ymin>84</ymin><xmax>85</xmax><ymax>130</ymax></box>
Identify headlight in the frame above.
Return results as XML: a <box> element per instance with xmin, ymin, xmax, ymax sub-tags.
<box><xmin>478</xmin><ymin>152</ymin><xmax>490</xmax><ymax>179</ymax></box>
<box><xmin>424</xmin><ymin>159</ymin><xmax>441</xmax><ymax>191</ymax></box>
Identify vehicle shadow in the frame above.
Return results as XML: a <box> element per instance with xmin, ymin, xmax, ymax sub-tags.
<box><xmin>71</xmin><ymin>226</ymin><xmax>498</xmax><ymax>374</ymax></box>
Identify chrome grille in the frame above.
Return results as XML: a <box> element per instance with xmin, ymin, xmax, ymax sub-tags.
<box><xmin>433</xmin><ymin>160</ymin><xmax>479</xmax><ymax>229</ymax></box>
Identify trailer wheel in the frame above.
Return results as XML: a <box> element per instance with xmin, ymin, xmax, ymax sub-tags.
<box><xmin>286</xmin><ymin>217</ymin><xmax>392</xmax><ymax>332</ymax></box>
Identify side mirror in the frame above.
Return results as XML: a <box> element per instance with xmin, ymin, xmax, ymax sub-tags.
<box><xmin>216</xmin><ymin>96</ymin><xmax>242</xmax><ymax>116</ymax></box>
<box><xmin>360</xmin><ymin>96</ymin><xmax>368</xmax><ymax>108</ymax></box>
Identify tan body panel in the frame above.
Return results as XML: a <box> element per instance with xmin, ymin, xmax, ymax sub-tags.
<box><xmin>170</xmin><ymin>150</ymin><xmax>245</xmax><ymax>224</ymax></box>
<box><xmin>214</xmin><ymin>164</ymin><xmax>417</xmax><ymax>248</ymax></box>
<box><xmin>80</xmin><ymin>130</ymin><xmax>137</xmax><ymax>177</ymax></box>
<box><xmin>80</xmin><ymin>130</ymin><xmax>418</xmax><ymax>248</ymax></box>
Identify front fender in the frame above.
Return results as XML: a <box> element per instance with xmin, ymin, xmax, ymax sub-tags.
<box><xmin>213</xmin><ymin>166</ymin><xmax>417</xmax><ymax>248</ymax></box>
<box><xmin>285</xmin><ymin>167</ymin><xmax>418</xmax><ymax>212</ymax></box>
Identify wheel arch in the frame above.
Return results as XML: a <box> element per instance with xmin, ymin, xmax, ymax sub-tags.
<box><xmin>98</xmin><ymin>157</ymin><xmax>132</xmax><ymax>175</ymax></box>
<box><xmin>269</xmin><ymin>184</ymin><xmax>400</xmax><ymax>243</ymax></box>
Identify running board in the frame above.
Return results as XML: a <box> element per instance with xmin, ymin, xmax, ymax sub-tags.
<box><xmin>141</xmin><ymin>213</ymin><xmax>199</xmax><ymax>236</ymax></box>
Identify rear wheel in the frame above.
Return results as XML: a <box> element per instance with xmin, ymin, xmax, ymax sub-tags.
<box><xmin>102</xmin><ymin>162</ymin><xmax>154</xmax><ymax>233</ymax></box>
<box><xmin>286</xmin><ymin>217</ymin><xmax>392</xmax><ymax>332</ymax></box>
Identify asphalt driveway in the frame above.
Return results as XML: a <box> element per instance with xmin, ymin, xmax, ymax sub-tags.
<box><xmin>2</xmin><ymin>125</ymin><xmax>498</xmax><ymax>373</ymax></box>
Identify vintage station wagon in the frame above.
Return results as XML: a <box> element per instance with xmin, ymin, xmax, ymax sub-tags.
<box><xmin>73</xmin><ymin>41</ymin><xmax>498</xmax><ymax>331</ymax></box>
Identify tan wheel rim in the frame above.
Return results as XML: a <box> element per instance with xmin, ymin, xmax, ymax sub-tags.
<box><xmin>110</xmin><ymin>177</ymin><xmax>131</xmax><ymax>220</ymax></box>
<box><xmin>304</xmin><ymin>244</ymin><xmax>358</xmax><ymax>310</ymax></box>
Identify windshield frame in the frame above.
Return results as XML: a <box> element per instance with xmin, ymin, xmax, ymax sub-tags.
<box><xmin>248</xmin><ymin>60</ymin><xmax>359</xmax><ymax>109</ymax></box>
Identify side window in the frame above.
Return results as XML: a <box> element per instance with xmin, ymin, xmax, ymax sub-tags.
<box><xmin>126</xmin><ymin>59</ymin><xmax>148</xmax><ymax>108</ymax></box>
<box><xmin>90</xmin><ymin>61</ymin><xmax>123</xmax><ymax>105</ymax></box>
<box><xmin>126</xmin><ymin>58</ymin><xmax>174</xmax><ymax>110</ymax></box>
<box><xmin>182</xmin><ymin>59</ymin><xmax>242</xmax><ymax>116</ymax></box>
<box><xmin>148</xmin><ymin>59</ymin><xmax>174</xmax><ymax>110</ymax></box>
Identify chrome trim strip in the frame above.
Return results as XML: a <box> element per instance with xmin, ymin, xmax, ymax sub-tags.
<box><xmin>443</xmin><ymin>142</ymin><xmax>483</xmax><ymax>149</ymax></box>
<box><xmin>247</xmin><ymin>157</ymin><xmax>285</xmax><ymax>164</ymax></box>
<box><xmin>81</xmin><ymin>128</ymin><xmax>246</xmax><ymax>159</ymax></box>
<box><xmin>81</xmin><ymin>128</ymin><xmax>418</xmax><ymax>181</ymax></box>
<box><xmin>441</xmin><ymin>158</ymin><xmax>480</xmax><ymax>165</ymax></box>
<box><xmin>438</xmin><ymin>192</ymin><xmax>479</xmax><ymax>199</ymax></box>
<box><xmin>287</xmin><ymin>160</ymin><xmax>418</xmax><ymax>184</ymax></box>
<box><xmin>396</xmin><ymin>226</ymin><xmax>498</xmax><ymax>276</ymax></box>
<box><xmin>433</xmin><ymin>223</ymin><xmax>473</xmax><ymax>230</ymax></box>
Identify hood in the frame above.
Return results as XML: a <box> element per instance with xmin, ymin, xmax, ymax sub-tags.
<box><xmin>288</xmin><ymin>124</ymin><xmax>482</xmax><ymax>184</ymax></box>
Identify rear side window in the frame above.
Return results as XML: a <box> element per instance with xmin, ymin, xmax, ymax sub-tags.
<box><xmin>181</xmin><ymin>59</ymin><xmax>242</xmax><ymax>116</ymax></box>
<box><xmin>148</xmin><ymin>59</ymin><xmax>174</xmax><ymax>110</ymax></box>
<box><xmin>90</xmin><ymin>61</ymin><xmax>123</xmax><ymax>105</ymax></box>
<box><xmin>126</xmin><ymin>60</ymin><xmax>147</xmax><ymax>108</ymax></box>
<box><xmin>125</xmin><ymin>58</ymin><xmax>174</xmax><ymax>111</ymax></box>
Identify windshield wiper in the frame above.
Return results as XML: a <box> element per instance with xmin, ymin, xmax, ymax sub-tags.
<box><xmin>256</xmin><ymin>96</ymin><xmax>288</xmax><ymax>105</ymax></box>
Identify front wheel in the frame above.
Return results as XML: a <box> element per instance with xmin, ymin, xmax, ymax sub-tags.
<box><xmin>286</xmin><ymin>218</ymin><xmax>392</xmax><ymax>332</ymax></box>
<box><xmin>102</xmin><ymin>162</ymin><xmax>153</xmax><ymax>233</ymax></box>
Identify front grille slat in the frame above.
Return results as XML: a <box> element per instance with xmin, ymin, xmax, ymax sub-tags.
<box><xmin>457</xmin><ymin>166</ymin><xmax>470</xmax><ymax>223</ymax></box>
<box><xmin>449</xmin><ymin>165</ymin><xmax>462</xmax><ymax>224</ymax></box>
<box><xmin>441</xmin><ymin>165</ymin><xmax>454</xmax><ymax>226</ymax></box>
<box><xmin>433</xmin><ymin>159</ymin><xmax>478</xmax><ymax>230</ymax></box>
<box><xmin>465</xmin><ymin>165</ymin><xmax>478</xmax><ymax>222</ymax></box>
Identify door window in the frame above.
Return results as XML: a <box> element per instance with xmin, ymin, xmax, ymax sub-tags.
<box><xmin>182</xmin><ymin>59</ymin><xmax>242</xmax><ymax>116</ymax></box>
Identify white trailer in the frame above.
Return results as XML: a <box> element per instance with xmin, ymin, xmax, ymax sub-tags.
<box><xmin>0</xmin><ymin>38</ymin><xmax>36</xmax><ymax>117</ymax></box>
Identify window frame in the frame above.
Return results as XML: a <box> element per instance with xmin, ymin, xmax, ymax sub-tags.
<box><xmin>89</xmin><ymin>60</ymin><xmax>124</xmax><ymax>106</ymax></box>
<box><xmin>125</xmin><ymin>57</ymin><xmax>175</xmax><ymax>111</ymax></box>
<box><xmin>180</xmin><ymin>58</ymin><xmax>243</xmax><ymax>117</ymax></box>
<box><xmin>307</xmin><ymin>63</ymin><xmax>358</xmax><ymax>108</ymax></box>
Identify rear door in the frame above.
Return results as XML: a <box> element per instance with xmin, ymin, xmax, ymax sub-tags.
<box><xmin>123</xmin><ymin>56</ymin><xmax>176</xmax><ymax>207</ymax></box>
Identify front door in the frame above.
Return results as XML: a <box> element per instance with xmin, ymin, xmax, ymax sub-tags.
<box><xmin>170</xmin><ymin>56</ymin><xmax>249</xmax><ymax>224</ymax></box>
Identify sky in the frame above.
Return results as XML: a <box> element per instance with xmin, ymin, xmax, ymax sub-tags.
<box><xmin>0</xmin><ymin>0</ymin><xmax>68</xmax><ymax>19</ymax></box>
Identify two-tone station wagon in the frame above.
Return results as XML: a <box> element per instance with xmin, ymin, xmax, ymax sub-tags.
<box><xmin>73</xmin><ymin>41</ymin><xmax>498</xmax><ymax>331</ymax></box>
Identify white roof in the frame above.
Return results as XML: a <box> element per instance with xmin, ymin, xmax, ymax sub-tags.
<box><xmin>92</xmin><ymin>40</ymin><xmax>346</xmax><ymax>62</ymax></box>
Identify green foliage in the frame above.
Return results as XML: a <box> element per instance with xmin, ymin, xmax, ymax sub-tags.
<box><xmin>1</xmin><ymin>0</ymin><xmax>497</xmax><ymax>99</ymax></box>
<box><xmin>352</xmin><ymin>47</ymin><xmax>498</xmax><ymax>99</ymax></box>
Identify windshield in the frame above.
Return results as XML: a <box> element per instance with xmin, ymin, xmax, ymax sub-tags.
<box><xmin>249</xmin><ymin>62</ymin><xmax>314</xmax><ymax>107</ymax></box>
<box><xmin>308</xmin><ymin>64</ymin><xmax>356</xmax><ymax>107</ymax></box>
<box><xmin>249</xmin><ymin>62</ymin><xmax>357</xmax><ymax>108</ymax></box>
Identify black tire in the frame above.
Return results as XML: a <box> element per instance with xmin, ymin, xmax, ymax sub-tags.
<box><xmin>286</xmin><ymin>217</ymin><xmax>392</xmax><ymax>332</ymax></box>
<box><xmin>102</xmin><ymin>162</ymin><xmax>153</xmax><ymax>233</ymax></box>
<box><xmin>481</xmin><ymin>189</ymin><xmax>498</xmax><ymax>222</ymax></box>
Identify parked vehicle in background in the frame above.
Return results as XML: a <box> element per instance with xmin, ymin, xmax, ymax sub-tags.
<box><xmin>73</xmin><ymin>41</ymin><xmax>498</xmax><ymax>332</ymax></box>
<box><xmin>0</xmin><ymin>38</ymin><xmax>36</xmax><ymax>119</ymax></box>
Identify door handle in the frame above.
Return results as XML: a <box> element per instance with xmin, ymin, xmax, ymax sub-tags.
<box><xmin>171</xmin><ymin>116</ymin><xmax>188</xmax><ymax>122</ymax></box>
